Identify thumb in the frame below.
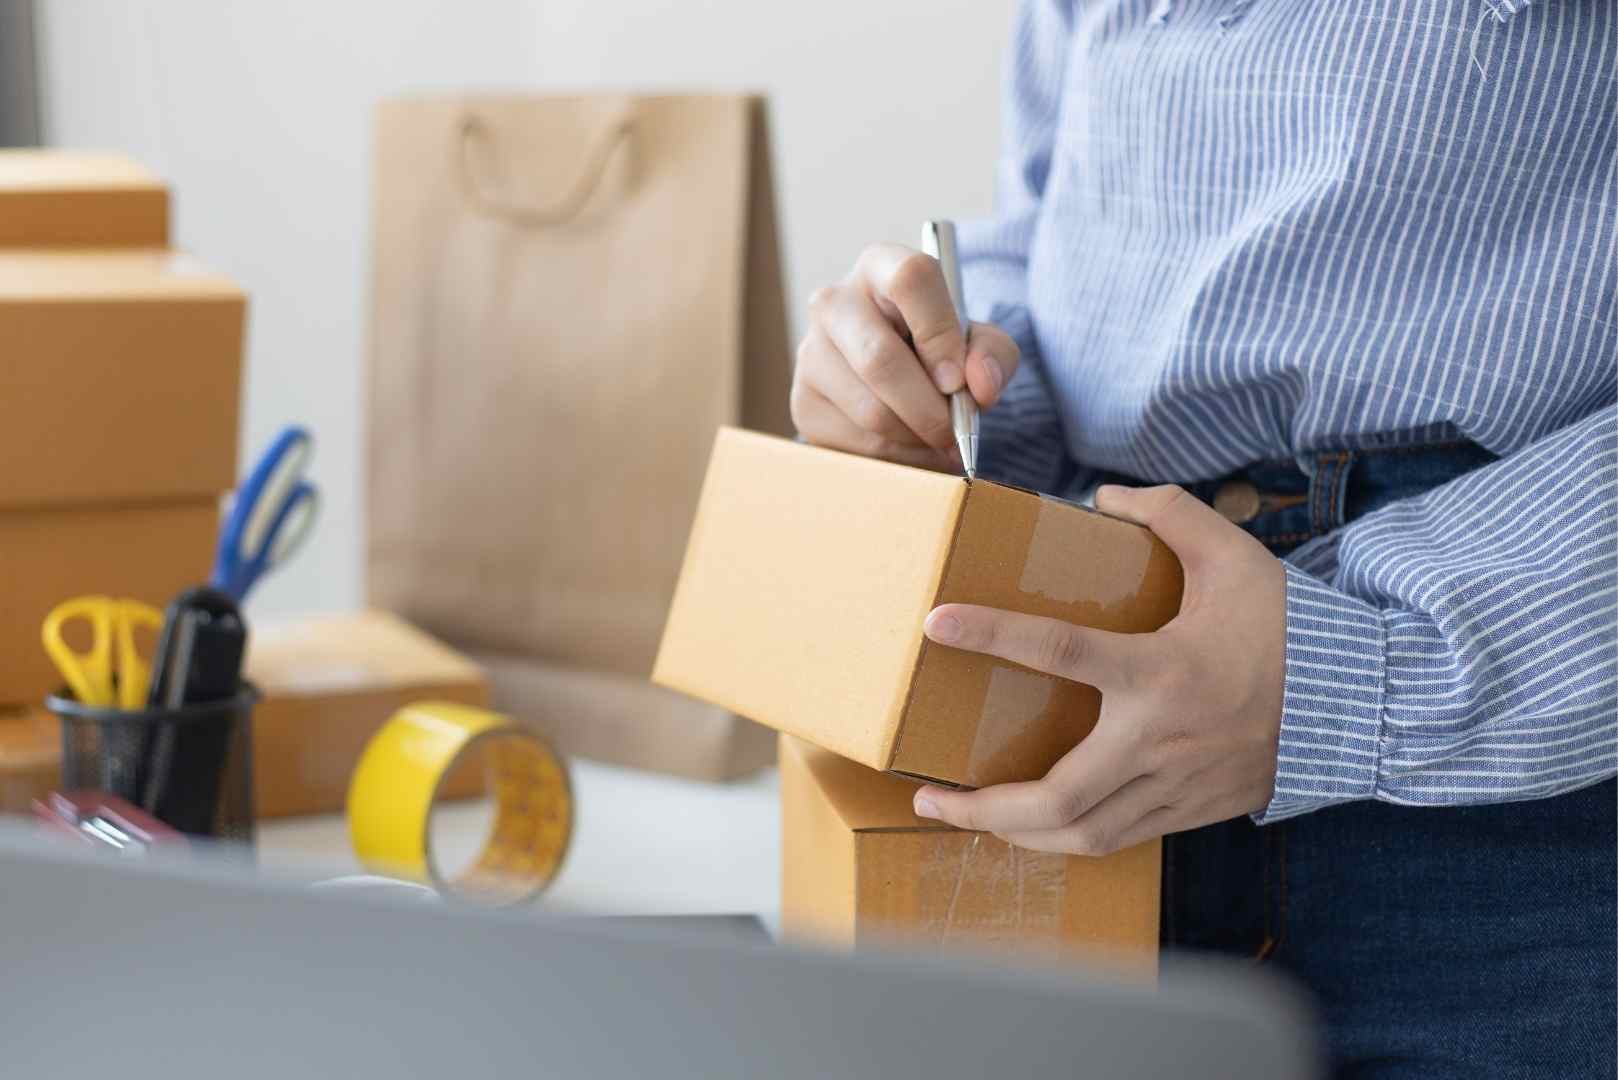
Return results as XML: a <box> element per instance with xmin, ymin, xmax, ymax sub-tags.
<box><xmin>963</xmin><ymin>322</ymin><xmax>1021</xmax><ymax>408</ymax></box>
<box><xmin>1094</xmin><ymin>484</ymin><xmax>1233</xmax><ymax>570</ymax></box>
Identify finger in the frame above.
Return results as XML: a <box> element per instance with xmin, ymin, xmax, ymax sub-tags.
<box><xmin>999</xmin><ymin>775</ymin><xmax>1174</xmax><ymax>857</ymax></box>
<box><xmin>911</xmin><ymin>725</ymin><xmax>1139</xmax><ymax>834</ymax></box>
<box><xmin>795</xmin><ymin>325</ymin><xmax>923</xmax><ymax>446</ymax></box>
<box><xmin>1093</xmin><ymin>484</ymin><xmax>1237</xmax><ymax>571</ymax></box>
<box><xmin>792</xmin><ymin>384</ymin><xmax>960</xmax><ymax>471</ymax></box>
<box><xmin>924</xmin><ymin>603</ymin><xmax>1147</xmax><ymax>691</ymax></box>
<box><xmin>962</xmin><ymin>321</ymin><xmax>1020</xmax><ymax>408</ymax></box>
<box><xmin>810</xmin><ymin>283</ymin><xmax>955</xmax><ymax>451</ymax></box>
<box><xmin>850</xmin><ymin>244</ymin><xmax>968</xmax><ymax>395</ymax></box>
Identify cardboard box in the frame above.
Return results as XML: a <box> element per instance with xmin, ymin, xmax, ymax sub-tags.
<box><xmin>472</xmin><ymin>652</ymin><xmax>775</xmax><ymax>782</ymax></box>
<box><xmin>246</xmin><ymin>611</ymin><xmax>490</xmax><ymax>818</ymax></box>
<box><xmin>654</xmin><ymin>429</ymin><xmax>1184</xmax><ymax>789</ymax></box>
<box><xmin>1</xmin><ymin>500</ymin><xmax>217</xmax><ymax>705</ymax></box>
<box><xmin>780</xmin><ymin>735</ymin><xmax>1159</xmax><ymax>966</ymax></box>
<box><xmin>0</xmin><ymin>706</ymin><xmax>59</xmax><ymax>814</ymax></box>
<box><xmin>0</xmin><ymin>250</ymin><xmax>243</xmax><ymax>508</ymax></box>
<box><xmin>0</xmin><ymin>150</ymin><xmax>168</xmax><ymax>247</ymax></box>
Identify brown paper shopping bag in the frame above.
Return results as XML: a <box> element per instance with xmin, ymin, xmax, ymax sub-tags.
<box><xmin>367</xmin><ymin>94</ymin><xmax>790</xmax><ymax>779</ymax></box>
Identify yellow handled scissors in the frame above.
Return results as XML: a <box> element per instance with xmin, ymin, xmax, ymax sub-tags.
<box><xmin>41</xmin><ymin>596</ymin><xmax>164</xmax><ymax>709</ymax></box>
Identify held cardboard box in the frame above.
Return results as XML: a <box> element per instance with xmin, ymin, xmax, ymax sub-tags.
<box><xmin>780</xmin><ymin>735</ymin><xmax>1159</xmax><ymax>968</ymax></box>
<box><xmin>1</xmin><ymin>500</ymin><xmax>217</xmax><ymax>705</ymax></box>
<box><xmin>245</xmin><ymin>611</ymin><xmax>490</xmax><ymax>818</ymax></box>
<box><xmin>0</xmin><ymin>250</ymin><xmax>244</xmax><ymax>509</ymax></box>
<box><xmin>0</xmin><ymin>150</ymin><xmax>168</xmax><ymax>247</ymax></box>
<box><xmin>471</xmin><ymin>652</ymin><xmax>776</xmax><ymax>782</ymax></box>
<box><xmin>0</xmin><ymin>706</ymin><xmax>60</xmax><ymax>814</ymax></box>
<box><xmin>654</xmin><ymin>429</ymin><xmax>1184</xmax><ymax>790</ymax></box>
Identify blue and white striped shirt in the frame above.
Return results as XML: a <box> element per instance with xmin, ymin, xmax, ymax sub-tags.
<box><xmin>958</xmin><ymin>0</ymin><xmax>1616</xmax><ymax>822</ymax></box>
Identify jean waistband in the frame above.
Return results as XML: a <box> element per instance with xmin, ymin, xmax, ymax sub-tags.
<box><xmin>1184</xmin><ymin>441</ymin><xmax>1499</xmax><ymax>554</ymax></box>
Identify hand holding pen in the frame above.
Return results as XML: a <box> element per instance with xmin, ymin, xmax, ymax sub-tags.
<box><xmin>789</xmin><ymin>219</ymin><xmax>1018</xmax><ymax>475</ymax></box>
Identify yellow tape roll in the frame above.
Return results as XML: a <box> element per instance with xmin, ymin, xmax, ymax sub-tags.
<box><xmin>347</xmin><ymin>702</ymin><xmax>572</xmax><ymax>904</ymax></box>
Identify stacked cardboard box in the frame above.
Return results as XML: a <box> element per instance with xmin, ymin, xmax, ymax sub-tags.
<box><xmin>0</xmin><ymin>151</ymin><xmax>243</xmax><ymax>810</ymax></box>
<box><xmin>656</xmin><ymin>429</ymin><xmax>1184</xmax><ymax>962</ymax></box>
<box><xmin>781</xmin><ymin>735</ymin><xmax>1160</xmax><ymax>970</ymax></box>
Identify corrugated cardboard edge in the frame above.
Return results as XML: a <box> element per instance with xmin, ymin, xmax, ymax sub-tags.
<box><xmin>874</xmin><ymin>476</ymin><xmax>966</xmax><ymax>766</ymax></box>
<box><xmin>479</xmin><ymin>652</ymin><xmax>775</xmax><ymax>782</ymax></box>
<box><xmin>885</xmin><ymin>477</ymin><xmax>974</xmax><ymax>782</ymax></box>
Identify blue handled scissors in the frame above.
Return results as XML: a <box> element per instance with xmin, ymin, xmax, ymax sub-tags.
<box><xmin>211</xmin><ymin>424</ymin><xmax>320</xmax><ymax>602</ymax></box>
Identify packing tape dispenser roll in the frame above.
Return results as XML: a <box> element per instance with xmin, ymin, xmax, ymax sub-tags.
<box><xmin>347</xmin><ymin>702</ymin><xmax>572</xmax><ymax>904</ymax></box>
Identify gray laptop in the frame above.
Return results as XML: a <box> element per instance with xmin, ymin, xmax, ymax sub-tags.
<box><xmin>0</xmin><ymin>828</ymin><xmax>1319</xmax><ymax>1079</ymax></box>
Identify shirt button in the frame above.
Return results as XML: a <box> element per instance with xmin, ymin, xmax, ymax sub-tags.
<box><xmin>1213</xmin><ymin>481</ymin><xmax>1263</xmax><ymax>524</ymax></box>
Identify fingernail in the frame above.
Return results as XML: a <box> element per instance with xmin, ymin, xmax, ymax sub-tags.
<box><xmin>913</xmin><ymin>792</ymin><xmax>939</xmax><ymax>819</ymax></box>
<box><xmin>981</xmin><ymin>355</ymin><xmax>1003</xmax><ymax>395</ymax></box>
<box><xmin>926</xmin><ymin>611</ymin><xmax>961</xmax><ymax>644</ymax></box>
<box><xmin>934</xmin><ymin>361</ymin><xmax>963</xmax><ymax>394</ymax></box>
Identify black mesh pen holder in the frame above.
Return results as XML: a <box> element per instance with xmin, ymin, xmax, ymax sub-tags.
<box><xmin>45</xmin><ymin>683</ymin><xmax>258</xmax><ymax>849</ymax></box>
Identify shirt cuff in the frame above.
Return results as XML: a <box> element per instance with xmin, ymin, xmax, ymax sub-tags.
<box><xmin>1253</xmin><ymin>563</ymin><xmax>1387</xmax><ymax>824</ymax></box>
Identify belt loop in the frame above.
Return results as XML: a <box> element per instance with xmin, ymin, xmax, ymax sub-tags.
<box><xmin>1310</xmin><ymin>451</ymin><xmax>1356</xmax><ymax>533</ymax></box>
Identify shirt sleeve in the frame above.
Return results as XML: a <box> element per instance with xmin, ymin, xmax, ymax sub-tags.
<box><xmin>1258</xmin><ymin>405</ymin><xmax>1618</xmax><ymax>823</ymax></box>
<box><xmin>955</xmin><ymin>0</ymin><xmax>1074</xmax><ymax>495</ymax></box>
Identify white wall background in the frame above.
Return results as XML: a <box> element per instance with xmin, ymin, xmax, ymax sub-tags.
<box><xmin>34</xmin><ymin>0</ymin><xmax>1015</xmax><ymax>619</ymax></box>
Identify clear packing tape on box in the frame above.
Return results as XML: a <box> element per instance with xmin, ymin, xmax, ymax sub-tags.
<box><xmin>655</xmin><ymin>429</ymin><xmax>1186</xmax><ymax>791</ymax></box>
<box><xmin>898</xmin><ymin>832</ymin><xmax>1065</xmax><ymax>945</ymax></box>
<box><xmin>779</xmin><ymin>735</ymin><xmax>1160</xmax><ymax>967</ymax></box>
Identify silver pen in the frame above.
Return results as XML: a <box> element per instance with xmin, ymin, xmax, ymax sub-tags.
<box><xmin>921</xmin><ymin>220</ymin><xmax>979</xmax><ymax>480</ymax></box>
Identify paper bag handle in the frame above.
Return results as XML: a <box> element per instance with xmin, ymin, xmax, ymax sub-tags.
<box><xmin>457</xmin><ymin>113</ymin><xmax>634</xmax><ymax>227</ymax></box>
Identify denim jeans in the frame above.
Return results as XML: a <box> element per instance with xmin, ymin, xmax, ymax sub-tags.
<box><xmin>1162</xmin><ymin>443</ymin><xmax>1617</xmax><ymax>1079</ymax></box>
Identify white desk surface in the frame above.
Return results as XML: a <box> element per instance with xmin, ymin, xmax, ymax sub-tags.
<box><xmin>258</xmin><ymin>759</ymin><xmax>782</xmax><ymax>929</ymax></box>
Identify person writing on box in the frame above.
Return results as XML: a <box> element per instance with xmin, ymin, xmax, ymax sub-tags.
<box><xmin>792</xmin><ymin>3</ymin><xmax>1614</xmax><ymax>1076</ymax></box>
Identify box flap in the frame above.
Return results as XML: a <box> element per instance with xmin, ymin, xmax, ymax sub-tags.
<box><xmin>247</xmin><ymin>610</ymin><xmax>485</xmax><ymax>697</ymax></box>
<box><xmin>654</xmin><ymin>429</ymin><xmax>963</xmax><ymax>770</ymax></box>
<box><xmin>782</xmin><ymin>734</ymin><xmax>947</xmax><ymax>833</ymax></box>
<box><xmin>0</xmin><ymin>250</ymin><xmax>242</xmax><ymax>301</ymax></box>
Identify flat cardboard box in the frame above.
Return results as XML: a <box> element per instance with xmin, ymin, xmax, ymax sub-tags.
<box><xmin>472</xmin><ymin>652</ymin><xmax>775</xmax><ymax>782</ymax></box>
<box><xmin>0</xmin><ymin>250</ymin><xmax>243</xmax><ymax>508</ymax></box>
<box><xmin>0</xmin><ymin>705</ymin><xmax>59</xmax><ymax>814</ymax></box>
<box><xmin>246</xmin><ymin>611</ymin><xmax>490</xmax><ymax>818</ymax></box>
<box><xmin>780</xmin><ymin>735</ymin><xmax>1159</xmax><ymax>967</ymax></box>
<box><xmin>1</xmin><ymin>499</ymin><xmax>217</xmax><ymax>705</ymax></box>
<box><xmin>654</xmin><ymin>429</ymin><xmax>1184</xmax><ymax>789</ymax></box>
<box><xmin>0</xmin><ymin>150</ymin><xmax>168</xmax><ymax>247</ymax></box>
